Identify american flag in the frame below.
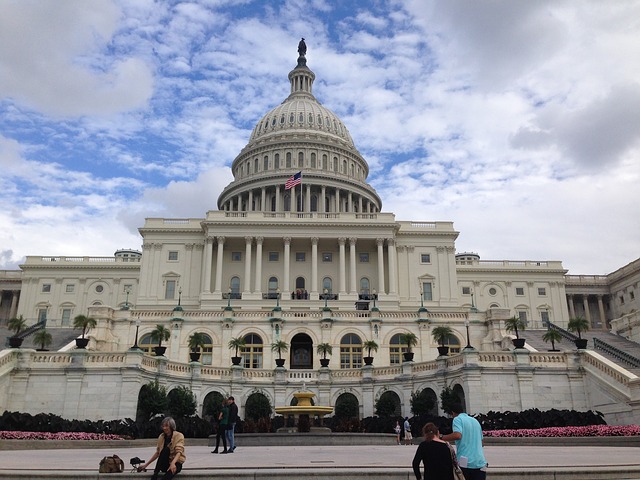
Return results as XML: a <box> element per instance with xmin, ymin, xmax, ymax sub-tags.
<box><xmin>285</xmin><ymin>171</ymin><xmax>302</xmax><ymax>190</ymax></box>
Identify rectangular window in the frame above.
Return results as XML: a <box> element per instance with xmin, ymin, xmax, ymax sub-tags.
<box><xmin>168</xmin><ymin>251</ymin><xmax>179</xmax><ymax>261</ymax></box>
<box><xmin>620</xmin><ymin>295</ymin><xmax>625</xmax><ymax>304</ymax></box>
<box><xmin>422</xmin><ymin>282</ymin><xmax>433</xmax><ymax>301</ymax></box>
<box><xmin>61</xmin><ymin>308</ymin><xmax>72</xmax><ymax>326</ymax></box>
<box><xmin>231</xmin><ymin>252</ymin><xmax>242</xmax><ymax>261</ymax></box>
<box><xmin>38</xmin><ymin>308</ymin><xmax>47</xmax><ymax>322</ymax></box>
<box><xmin>322</xmin><ymin>253</ymin><xmax>333</xmax><ymax>262</ymax></box>
<box><xmin>538</xmin><ymin>287</ymin><xmax>546</xmax><ymax>296</ymax></box>
<box><xmin>359</xmin><ymin>253</ymin><xmax>369</xmax><ymax>263</ymax></box>
<box><xmin>421</xmin><ymin>254</ymin><xmax>431</xmax><ymax>264</ymax></box>
<box><xmin>630</xmin><ymin>291</ymin><xmax>635</xmax><ymax>300</ymax></box>
<box><xmin>541</xmin><ymin>311</ymin><xmax>550</xmax><ymax>325</ymax></box>
<box><xmin>296</xmin><ymin>252</ymin><xmax>306</xmax><ymax>262</ymax></box>
<box><xmin>268</xmin><ymin>252</ymin><xmax>279</xmax><ymax>262</ymax></box>
<box><xmin>518</xmin><ymin>311</ymin><xmax>528</xmax><ymax>324</ymax></box>
<box><xmin>515</xmin><ymin>287</ymin><xmax>525</xmax><ymax>296</ymax></box>
<box><xmin>462</xmin><ymin>286</ymin><xmax>471</xmax><ymax>295</ymax></box>
<box><xmin>65</xmin><ymin>284</ymin><xmax>75</xmax><ymax>293</ymax></box>
<box><xmin>165</xmin><ymin>280</ymin><xmax>176</xmax><ymax>300</ymax></box>
<box><xmin>42</xmin><ymin>284</ymin><xmax>51</xmax><ymax>293</ymax></box>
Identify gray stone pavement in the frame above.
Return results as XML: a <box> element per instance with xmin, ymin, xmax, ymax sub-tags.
<box><xmin>0</xmin><ymin>444</ymin><xmax>639</xmax><ymax>476</ymax></box>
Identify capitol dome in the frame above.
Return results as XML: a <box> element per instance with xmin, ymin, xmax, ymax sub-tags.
<box><xmin>217</xmin><ymin>41</ymin><xmax>381</xmax><ymax>214</ymax></box>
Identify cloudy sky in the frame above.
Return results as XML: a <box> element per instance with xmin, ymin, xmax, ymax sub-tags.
<box><xmin>1</xmin><ymin>0</ymin><xmax>639</xmax><ymax>275</ymax></box>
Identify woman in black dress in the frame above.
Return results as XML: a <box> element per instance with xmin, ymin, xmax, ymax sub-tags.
<box><xmin>412</xmin><ymin>422</ymin><xmax>454</xmax><ymax>480</ymax></box>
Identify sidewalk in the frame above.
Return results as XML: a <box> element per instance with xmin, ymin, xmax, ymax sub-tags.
<box><xmin>0</xmin><ymin>444</ymin><xmax>639</xmax><ymax>479</ymax></box>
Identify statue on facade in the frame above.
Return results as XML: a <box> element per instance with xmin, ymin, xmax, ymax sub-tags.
<box><xmin>297</xmin><ymin>38</ymin><xmax>307</xmax><ymax>57</ymax></box>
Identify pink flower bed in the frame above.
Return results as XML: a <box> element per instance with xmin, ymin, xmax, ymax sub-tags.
<box><xmin>0</xmin><ymin>431</ymin><xmax>125</xmax><ymax>440</ymax></box>
<box><xmin>484</xmin><ymin>425</ymin><xmax>640</xmax><ymax>438</ymax></box>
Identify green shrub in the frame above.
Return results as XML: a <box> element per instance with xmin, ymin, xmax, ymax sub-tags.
<box><xmin>411</xmin><ymin>389</ymin><xmax>436</xmax><ymax>416</ymax></box>
<box><xmin>167</xmin><ymin>386</ymin><xmax>197</xmax><ymax>418</ymax></box>
<box><xmin>136</xmin><ymin>380</ymin><xmax>168</xmax><ymax>422</ymax></box>
<box><xmin>244</xmin><ymin>392</ymin><xmax>272</xmax><ymax>421</ymax></box>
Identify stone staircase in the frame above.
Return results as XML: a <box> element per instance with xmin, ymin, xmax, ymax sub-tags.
<box><xmin>1</xmin><ymin>325</ymin><xmax>78</xmax><ymax>351</ymax></box>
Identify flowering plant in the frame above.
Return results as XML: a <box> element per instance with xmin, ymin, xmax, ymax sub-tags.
<box><xmin>483</xmin><ymin>425</ymin><xmax>640</xmax><ymax>438</ymax></box>
<box><xmin>0</xmin><ymin>431</ymin><xmax>125</xmax><ymax>440</ymax></box>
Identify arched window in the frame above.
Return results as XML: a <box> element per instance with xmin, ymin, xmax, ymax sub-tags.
<box><xmin>298</xmin><ymin>152</ymin><xmax>304</xmax><ymax>168</ymax></box>
<box><xmin>310</xmin><ymin>153</ymin><xmax>316</xmax><ymax>168</ymax></box>
<box><xmin>335</xmin><ymin>393</ymin><xmax>359</xmax><ymax>419</ymax></box>
<box><xmin>264</xmin><ymin>156</ymin><xmax>269</xmax><ymax>171</ymax></box>
<box><xmin>360</xmin><ymin>278</ymin><xmax>370</xmax><ymax>295</ymax></box>
<box><xmin>333</xmin><ymin>157</ymin><xmax>338</xmax><ymax>172</ymax></box>
<box><xmin>271</xmin><ymin>196</ymin><xmax>276</xmax><ymax>211</ymax></box>
<box><xmin>230</xmin><ymin>276</ymin><xmax>241</xmax><ymax>298</ymax></box>
<box><xmin>310</xmin><ymin>194</ymin><xmax>318</xmax><ymax>212</ymax></box>
<box><xmin>188</xmin><ymin>333</ymin><xmax>213</xmax><ymax>365</ymax></box>
<box><xmin>268</xmin><ymin>276</ymin><xmax>279</xmax><ymax>294</ymax></box>
<box><xmin>284</xmin><ymin>194</ymin><xmax>291</xmax><ymax>211</ymax></box>
<box><xmin>274</xmin><ymin>153</ymin><xmax>280</xmax><ymax>169</ymax></box>
<box><xmin>322</xmin><ymin>277</ymin><xmax>332</xmax><ymax>294</ymax></box>
<box><xmin>295</xmin><ymin>276</ymin><xmax>306</xmax><ymax>290</ymax></box>
<box><xmin>389</xmin><ymin>333</ymin><xmax>408</xmax><ymax>365</ymax></box>
<box><xmin>340</xmin><ymin>333</ymin><xmax>362</xmax><ymax>369</ymax></box>
<box><xmin>442</xmin><ymin>334</ymin><xmax>461</xmax><ymax>354</ymax></box>
<box><xmin>242</xmin><ymin>333</ymin><xmax>263</xmax><ymax>368</ymax></box>
<box><xmin>139</xmin><ymin>333</ymin><xmax>156</xmax><ymax>355</ymax></box>
<box><xmin>286</xmin><ymin>152</ymin><xmax>292</xmax><ymax>168</ymax></box>
<box><xmin>322</xmin><ymin>154</ymin><xmax>328</xmax><ymax>170</ymax></box>
<box><xmin>343</xmin><ymin>159</ymin><xmax>347</xmax><ymax>173</ymax></box>
<box><xmin>254</xmin><ymin>158</ymin><xmax>259</xmax><ymax>173</ymax></box>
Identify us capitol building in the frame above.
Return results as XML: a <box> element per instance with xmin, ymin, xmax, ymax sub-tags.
<box><xmin>2</xmin><ymin>43</ymin><xmax>639</xmax><ymax>425</ymax></box>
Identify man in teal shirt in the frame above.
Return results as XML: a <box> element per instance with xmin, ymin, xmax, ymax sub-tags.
<box><xmin>441</xmin><ymin>403</ymin><xmax>487</xmax><ymax>480</ymax></box>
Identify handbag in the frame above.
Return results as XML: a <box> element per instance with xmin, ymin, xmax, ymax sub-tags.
<box><xmin>98</xmin><ymin>454</ymin><xmax>124</xmax><ymax>473</ymax></box>
<box><xmin>446</xmin><ymin>443</ymin><xmax>466</xmax><ymax>480</ymax></box>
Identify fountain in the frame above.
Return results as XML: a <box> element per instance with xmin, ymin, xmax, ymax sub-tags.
<box><xmin>274</xmin><ymin>387</ymin><xmax>333</xmax><ymax>432</ymax></box>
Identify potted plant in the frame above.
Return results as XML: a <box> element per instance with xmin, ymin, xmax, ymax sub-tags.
<box><xmin>228</xmin><ymin>337</ymin><xmax>246</xmax><ymax>365</ymax></box>
<box><xmin>33</xmin><ymin>328</ymin><xmax>53</xmax><ymax>351</ymax></box>
<box><xmin>271</xmin><ymin>340</ymin><xmax>288</xmax><ymax>367</ymax></box>
<box><xmin>363</xmin><ymin>340</ymin><xmax>378</xmax><ymax>366</ymax></box>
<box><xmin>73</xmin><ymin>314</ymin><xmax>97</xmax><ymax>349</ymax></box>
<box><xmin>432</xmin><ymin>325</ymin><xmax>453</xmax><ymax>356</ymax></box>
<box><xmin>187</xmin><ymin>332</ymin><xmax>208</xmax><ymax>362</ymax></box>
<box><xmin>150</xmin><ymin>324</ymin><xmax>170</xmax><ymax>356</ymax></box>
<box><xmin>568</xmin><ymin>316</ymin><xmax>590</xmax><ymax>349</ymax></box>
<box><xmin>542</xmin><ymin>328</ymin><xmax>562</xmax><ymax>352</ymax></box>
<box><xmin>504</xmin><ymin>315</ymin><xmax>526</xmax><ymax>349</ymax></box>
<box><xmin>7</xmin><ymin>315</ymin><xmax>27</xmax><ymax>348</ymax></box>
<box><xmin>400</xmin><ymin>332</ymin><xmax>419</xmax><ymax>362</ymax></box>
<box><xmin>317</xmin><ymin>342</ymin><xmax>332</xmax><ymax>367</ymax></box>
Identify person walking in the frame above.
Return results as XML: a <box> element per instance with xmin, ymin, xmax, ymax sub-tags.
<box><xmin>404</xmin><ymin>417</ymin><xmax>413</xmax><ymax>445</ymax></box>
<box><xmin>412</xmin><ymin>422</ymin><xmax>454</xmax><ymax>480</ymax></box>
<box><xmin>394</xmin><ymin>420</ymin><xmax>402</xmax><ymax>445</ymax></box>
<box><xmin>226</xmin><ymin>396</ymin><xmax>239</xmax><ymax>453</ymax></box>
<box><xmin>441</xmin><ymin>403</ymin><xmax>488</xmax><ymax>480</ymax></box>
<box><xmin>138</xmin><ymin>417</ymin><xmax>185</xmax><ymax>480</ymax></box>
<box><xmin>211</xmin><ymin>399</ymin><xmax>229</xmax><ymax>454</ymax></box>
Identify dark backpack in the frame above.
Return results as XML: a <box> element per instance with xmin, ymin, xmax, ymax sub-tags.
<box><xmin>99</xmin><ymin>454</ymin><xmax>124</xmax><ymax>473</ymax></box>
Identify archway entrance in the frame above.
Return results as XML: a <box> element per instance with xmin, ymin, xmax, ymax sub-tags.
<box><xmin>290</xmin><ymin>333</ymin><xmax>313</xmax><ymax>369</ymax></box>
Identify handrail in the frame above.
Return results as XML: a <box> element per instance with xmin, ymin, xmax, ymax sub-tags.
<box><xmin>592</xmin><ymin>338</ymin><xmax>640</xmax><ymax>368</ymax></box>
<box><xmin>16</xmin><ymin>320</ymin><xmax>46</xmax><ymax>339</ymax></box>
<box><xmin>548</xmin><ymin>322</ymin><xmax>577</xmax><ymax>341</ymax></box>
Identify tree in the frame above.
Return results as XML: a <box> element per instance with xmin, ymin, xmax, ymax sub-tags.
<box><xmin>7</xmin><ymin>315</ymin><xmax>27</xmax><ymax>336</ymax></box>
<box><xmin>137</xmin><ymin>380</ymin><xmax>168</xmax><ymax>422</ymax></box>
<box><xmin>271</xmin><ymin>340</ymin><xmax>288</xmax><ymax>360</ymax></box>
<box><xmin>568</xmin><ymin>316</ymin><xmax>590</xmax><ymax>339</ymax></box>
<box><xmin>363</xmin><ymin>340</ymin><xmax>379</xmax><ymax>357</ymax></box>
<box><xmin>542</xmin><ymin>328</ymin><xmax>562</xmax><ymax>351</ymax></box>
<box><xmin>150</xmin><ymin>324</ymin><xmax>170</xmax><ymax>348</ymax></box>
<box><xmin>188</xmin><ymin>332</ymin><xmax>208</xmax><ymax>352</ymax></box>
<box><xmin>410</xmin><ymin>389</ymin><xmax>436</xmax><ymax>416</ymax></box>
<box><xmin>431</xmin><ymin>325</ymin><xmax>453</xmax><ymax>346</ymax></box>
<box><xmin>33</xmin><ymin>328</ymin><xmax>53</xmax><ymax>350</ymax></box>
<box><xmin>73</xmin><ymin>314</ymin><xmax>97</xmax><ymax>339</ymax></box>
<box><xmin>334</xmin><ymin>393</ymin><xmax>359</xmax><ymax>419</ymax></box>
<box><xmin>375</xmin><ymin>390</ymin><xmax>400</xmax><ymax>417</ymax></box>
<box><xmin>245</xmin><ymin>392</ymin><xmax>272</xmax><ymax>421</ymax></box>
<box><xmin>440</xmin><ymin>386</ymin><xmax>459</xmax><ymax>415</ymax></box>
<box><xmin>167</xmin><ymin>386</ymin><xmax>197</xmax><ymax>418</ymax></box>
<box><xmin>316</xmin><ymin>342</ymin><xmax>333</xmax><ymax>359</ymax></box>
<box><xmin>228</xmin><ymin>337</ymin><xmax>246</xmax><ymax>357</ymax></box>
<box><xmin>401</xmin><ymin>332</ymin><xmax>419</xmax><ymax>352</ymax></box>
<box><xmin>504</xmin><ymin>316</ymin><xmax>526</xmax><ymax>339</ymax></box>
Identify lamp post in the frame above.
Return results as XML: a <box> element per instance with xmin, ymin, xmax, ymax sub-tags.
<box><xmin>372</xmin><ymin>289</ymin><xmax>377</xmax><ymax>309</ymax></box>
<box><xmin>419</xmin><ymin>286</ymin><xmax>428</xmax><ymax>312</ymax></box>
<box><xmin>323</xmin><ymin>288</ymin><xmax>330</xmax><ymax>311</ymax></box>
<box><xmin>470</xmin><ymin>291</ymin><xmax>478</xmax><ymax>313</ymax></box>
<box><xmin>122</xmin><ymin>286</ymin><xmax>131</xmax><ymax>310</ymax></box>
<box><xmin>131</xmin><ymin>318</ymin><xmax>141</xmax><ymax>350</ymax></box>
<box><xmin>227</xmin><ymin>287</ymin><xmax>232</xmax><ymax>309</ymax></box>
<box><xmin>274</xmin><ymin>288</ymin><xmax>281</xmax><ymax>311</ymax></box>
<box><xmin>464</xmin><ymin>319</ymin><xmax>472</xmax><ymax>350</ymax></box>
<box><xmin>178</xmin><ymin>287</ymin><xmax>182</xmax><ymax>306</ymax></box>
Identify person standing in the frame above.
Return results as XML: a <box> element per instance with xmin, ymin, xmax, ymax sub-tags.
<box><xmin>138</xmin><ymin>417</ymin><xmax>185</xmax><ymax>480</ymax></box>
<box><xmin>226</xmin><ymin>396</ymin><xmax>239</xmax><ymax>453</ymax></box>
<box><xmin>394</xmin><ymin>420</ymin><xmax>402</xmax><ymax>445</ymax></box>
<box><xmin>412</xmin><ymin>422</ymin><xmax>454</xmax><ymax>480</ymax></box>
<box><xmin>211</xmin><ymin>399</ymin><xmax>228</xmax><ymax>454</ymax></box>
<box><xmin>441</xmin><ymin>403</ymin><xmax>488</xmax><ymax>480</ymax></box>
<box><xmin>403</xmin><ymin>417</ymin><xmax>413</xmax><ymax>445</ymax></box>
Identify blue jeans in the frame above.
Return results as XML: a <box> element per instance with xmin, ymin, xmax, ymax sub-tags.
<box><xmin>226</xmin><ymin>423</ymin><xmax>236</xmax><ymax>450</ymax></box>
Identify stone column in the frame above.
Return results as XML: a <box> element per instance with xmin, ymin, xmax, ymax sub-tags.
<box><xmin>261</xmin><ymin>187</ymin><xmax>266</xmax><ymax>212</ymax></box>
<box><xmin>214</xmin><ymin>237</ymin><xmax>225</xmax><ymax>294</ymax></box>
<box><xmin>335</xmin><ymin>188</ymin><xmax>340</xmax><ymax>213</ymax></box>
<box><xmin>321</xmin><ymin>186</ymin><xmax>326</xmax><ymax>213</ymax></box>
<box><xmin>276</xmin><ymin>185</ymin><xmax>281</xmax><ymax>212</ymax></box>
<box><xmin>311</xmin><ymin>237</ymin><xmax>319</xmax><ymax>297</ymax></box>
<box><xmin>254</xmin><ymin>237</ymin><xmax>264</xmax><ymax>294</ymax></box>
<box><xmin>349</xmin><ymin>237</ymin><xmax>357</xmax><ymax>294</ymax></box>
<box><xmin>236</xmin><ymin>193</ymin><xmax>242</xmax><ymax>211</ymax></box>
<box><xmin>244</xmin><ymin>237</ymin><xmax>253</xmax><ymax>294</ymax></box>
<box><xmin>567</xmin><ymin>294</ymin><xmax>576</xmax><ymax>318</ymax></box>
<box><xmin>582</xmin><ymin>295</ymin><xmax>592</xmax><ymax>325</ymax></box>
<box><xmin>9</xmin><ymin>290</ymin><xmax>19</xmax><ymax>320</ymax></box>
<box><xmin>338</xmin><ymin>237</ymin><xmax>347</xmax><ymax>295</ymax></box>
<box><xmin>597</xmin><ymin>295</ymin><xmax>607</xmax><ymax>330</ymax></box>
<box><xmin>387</xmin><ymin>238</ymin><xmax>398</xmax><ymax>295</ymax></box>
<box><xmin>283</xmin><ymin>237</ymin><xmax>291</xmax><ymax>294</ymax></box>
<box><xmin>306</xmin><ymin>184</ymin><xmax>311</xmax><ymax>212</ymax></box>
<box><xmin>376</xmin><ymin>238</ymin><xmax>386</xmax><ymax>295</ymax></box>
<box><xmin>248</xmin><ymin>190</ymin><xmax>253</xmax><ymax>211</ymax></box>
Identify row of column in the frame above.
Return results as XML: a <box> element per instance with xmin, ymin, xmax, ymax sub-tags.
<box><xmin>567</xmin><ymin>293</ymin><xmax>609</xmax><ymax>330</ymax></box>
<box><xmin>0</xmin><ymin>289</ymin><xmax>19</xmax><ymax>321</ymax></box>
<box><xmin>202</xmin><ymin>236</ymin><xmax>399</xmax><ymax>298</ymax></box>
<box><xmin>223</xmin><ymin>184</ymin><xmax>377</xmax><ymax>214</ymax></box>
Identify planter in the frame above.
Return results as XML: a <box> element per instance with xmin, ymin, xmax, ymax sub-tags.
<box><xmin>189</xmin><ymin>352</ymin><xmax>201</xmax><ymax>362</ymax></box>
<box><xmin>75</xmin><ymin>338</ymin><xmax>89</xmax><ymax>349</ymax></box>
<box><xmin>153</xmin><ymin>346</ymin><xmax>167</xmax><ymax>356</ymax></box>
<box><xmin>437</xmin><ymin>346</ymin><xmax>450</xmax><ymax>356</ymax></box>
<box><xmin>231</xmin><ymin>356</ymin><xmax>242</xmax><ymax>366</ymax></box>
<box><xmin>403</xmin><ymin>352</ymin><xmax>415</xmax><ymax>362</ymax></box>
<box><xmin>575</xmin><ymin>338</ymin><xmax>588</xmax><ymax>349</ymax></box>
<box><xmin>363</xmin><ymin>356</ymin><xmax>374</xmax><ymax>366</ymax></box>
<box><xmin>319</xmin><ymin>358</ymin><xmax>330</xmax><ymax>367</ymax></box>
<box><xmin>8</xmin><ymin>337</ymin><xmax>23</xmax><ymax>348</ymax></box>
<box><xmin>512</xmin><ymin>338</ymin><xmax>526</xmax><ymax>349</ymax></box>
<box><xmin>275</xmin><ymin>358</ymin><xmax>286</xmax><ymax>367</ymax></box>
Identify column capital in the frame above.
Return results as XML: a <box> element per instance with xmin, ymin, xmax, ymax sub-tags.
<box><xmin>283</xmin><ymin>236</ymin><xmax>291</xmax><ymax>245</ymax></box>
<box><xmin>245</xmin><ymin>236</ymin><xmax>253</xmax><ymax>244</ymax></box>
<box><xmin>255</xmin><ymin>236</ymin><xmax>264</xmax><ymax>245</ymax></box>
<box><xmin>387</xmin><ymin>238</ymin><xmax>395</xmax><ymax>246</ymax></box>
<box><xmin>376</xmin><ymin>238</ymin><xmax>385</xmax><ymax>247</ymax></box>
<box><xmin>349</xmin><ymin>237</ymin><xmax>357</xmax><ymax>246</ymax></box>
<box><xmin>216</xmin><ymin>236</ymin><xmax>225</xmax><ymax>244</ymax></box>
<box><xmin>338</xmin><ymin>237</ymin><xmax>347</xmax><ymax>246</ymax></box>
<box><xmin>310</xmin><ymin>237</ymin><xmax>319</xmax><ymax>245</ymax></box>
